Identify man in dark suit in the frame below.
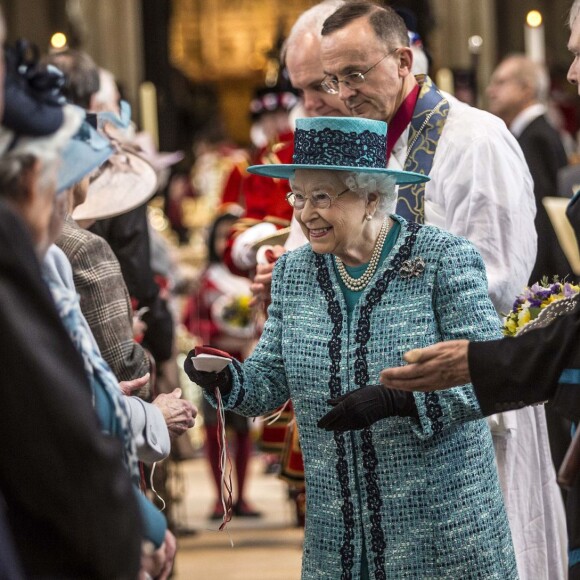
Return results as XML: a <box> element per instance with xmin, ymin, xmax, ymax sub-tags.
<box><xmin>487</xmin><ymin>54</ymin><xmax>571</xmax><ymax>283</ymax></box>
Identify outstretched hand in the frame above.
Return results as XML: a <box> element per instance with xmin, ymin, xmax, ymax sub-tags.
<box><xmin>153</xmin><ymin>388</ymin><xmax>197</xmax><ymax>438</ymax></box>
<box><xmin>250</xmin><ymin>245</ymin><xmax>285</xmax><ymax>307</ymax></box>
<box><xmin>119</xmin><ymin>373</ymin><xmax>150</xmax><ymax>396</ymax></box>
<box><xmin>379</xmin><ymin>339</ymin><xmax>471</xmax><ymax>392</ymax></box>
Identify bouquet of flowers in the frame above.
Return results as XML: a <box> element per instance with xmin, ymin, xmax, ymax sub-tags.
<box><xmin>503</xmin><ymin>277</ymin><xmax>580</xmax><ymax>336</ymax></box>
<box><xmin>212</xmin><ymin>294</ymin><xmax>255</xmax><ymax>338</ymax></box>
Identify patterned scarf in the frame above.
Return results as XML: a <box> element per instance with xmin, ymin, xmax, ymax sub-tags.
<box><xmin>42</xmin><ymin>261</ymin><xmax>141</xmax><ymax>486</ymax></box>
<box><xmin>395</xmin><ymin>75</ymin><xmax>450</xmax><ymax>223</ymax></box>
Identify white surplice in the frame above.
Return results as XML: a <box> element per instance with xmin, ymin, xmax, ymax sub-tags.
<box><xmin>389</xmin><ymin>92</ymin><xmax>566</xmax><ymax>580</ymax></box>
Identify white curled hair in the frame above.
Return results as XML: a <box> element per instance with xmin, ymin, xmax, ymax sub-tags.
<box><xmin>343</xmin><ymin>172</ymin><xmax>398</xmax><ymax>215</ymax></box>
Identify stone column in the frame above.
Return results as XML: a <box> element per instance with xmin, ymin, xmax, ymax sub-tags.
<box><xmin>72</xmin><ymin>0</ymin><xmax>144</xmax><ymax>110</ymax></box>
<box><xmin>430</xmin><ymin>0</ymin><xmax>497</xmax><ymax>106</ymax></box>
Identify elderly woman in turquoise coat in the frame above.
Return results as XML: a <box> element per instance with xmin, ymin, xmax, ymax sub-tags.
<box><xmin>185</xmin><ymin>117</ymin><xmax>517</xmax><ymax>579</ymax></box>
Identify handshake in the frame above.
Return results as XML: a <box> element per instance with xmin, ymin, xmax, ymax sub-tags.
<box><xmin>183</xmin><ymin>346</ymin><xmax>233</xmax><ymax>394</ymax></box>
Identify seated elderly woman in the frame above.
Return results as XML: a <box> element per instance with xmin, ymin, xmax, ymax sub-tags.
<box><xmin>185</xmin><ymin>117</ymin><xmax>517</xmax><ymax>579</ymax></box>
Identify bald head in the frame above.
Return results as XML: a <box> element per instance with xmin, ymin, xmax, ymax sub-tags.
<box><xmin>571</xmin><ymin>0</ymin><xmax>580</xmax><ymax>27</ymax></box>
<box><xmin>284</xmin><ymin>0</ymin><xmax>345</xmax><ymax>58</ymax></box>
<box><xmin>283</xmin><ymin>1</ymin><xmax>349</xmax><ymax>117</ymax></box>
<box><xmin>487</xmin><ymin>55</ymin><xmax>549</xmax><ymax>125</ymax></box>
<box><xmin>568</xmin><ymin>1</ymin><xmax>580</xmax><ymax>93</ymax></box>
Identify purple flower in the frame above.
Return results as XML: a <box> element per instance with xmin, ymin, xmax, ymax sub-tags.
<box><xmin>534</xmin><ymin>289</ymin><xmax>552</xmax><ymax>301</ymax></box>
<box><xmin>564</xmin><ymin>283</ymin><xmax>578</xmax><ymax>299</ymax></box>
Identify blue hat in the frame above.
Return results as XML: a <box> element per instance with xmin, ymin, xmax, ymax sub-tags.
<box><xmin>97</xmin><ymin>99</ymin><xmax>132</xmax><ymax>131</ymax></box>
<box><xmin>2</xmin><ymin>40</ymin><xmax>66</xmax><ymax>136</ymax></box>
<box><xmin>57</xmin><ymin>120</ymin><xmax>114</xmax><ymax>193</ymax></box>
<box><xmin>246</xmin><ymin>117</ymin><xmax>429</xmax><ymax>185</ymax></box>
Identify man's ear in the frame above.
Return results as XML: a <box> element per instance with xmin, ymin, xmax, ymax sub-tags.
<box><xmin>520</xmin><ymin>80</ymin><xmax>535</xmax><ymax>103</ymax></box>
<box><xmin>21</xmin><ymin>159</ymin><xmax>43</xmax><ymax>206</ymax></box>
<box><xmin>398</xmin><ymin>47</ymin><xmax>414</xmax><ymax>77</ymax></box>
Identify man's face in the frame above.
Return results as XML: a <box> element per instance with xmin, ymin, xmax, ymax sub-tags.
<box><xmin>568</xmin><ymin>17</ymin><xmax>580</xmax><ymax>94</ymax></box>
<box><xmin>320</xmin><ymin>17</ymin><xmax>410</xmax><ymax>122</ymax></box>
<box><xmin>486</xmin><ymin>59</ymin><xmax>527</xmax><ymax>122</ymax></box>
<box><xmin>286</xmin><ymin>33</ymin><xmax>349</xmax><ymax>117</ymax></box>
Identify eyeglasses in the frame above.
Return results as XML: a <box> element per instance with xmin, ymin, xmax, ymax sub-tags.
<box><xmin>320</xmin><ymin>48</ymin><xmax>400</xmax><ymax>95</ymax></box>
<box><xmin>286</xmin><ymin>187</ymin><xmax>350</xmax><ymax>210</ymax></box>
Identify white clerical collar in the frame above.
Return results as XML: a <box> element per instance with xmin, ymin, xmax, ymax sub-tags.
<box><xmin>509</xmin><ymin>103</ymin><xmax>547</xmax><ymax>138</ymax></box>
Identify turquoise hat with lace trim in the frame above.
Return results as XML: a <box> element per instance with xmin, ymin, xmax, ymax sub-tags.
<box><xmin>246</xmin><ymin>116</ymin><xmax>429</xmax><ymax>185</ymax></box>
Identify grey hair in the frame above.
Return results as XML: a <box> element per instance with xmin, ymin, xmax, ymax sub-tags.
<box><xmin>44</xmin><ymin>50</ymin><xmax>100</xmax><ymax>109</ymax></box>
<box><xmin>570</xmin><ymin>0</ymin><xmax>580</xmax><ymax>27</ymax></box>
<box><xmin>342</xmin><ymin>172</ymin><xmax>398</xmax><ymax>215</ymax></box>
<box><xmin>282</xmin><ymin>0</ymin><xmax>345</xmax><ymax>62</ymax></box>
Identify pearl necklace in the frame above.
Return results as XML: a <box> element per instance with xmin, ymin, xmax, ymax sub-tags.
<box><xmin>334</xmin><ymin>218</ymin><xmax>390</xmax><ymax>291</ymax></box>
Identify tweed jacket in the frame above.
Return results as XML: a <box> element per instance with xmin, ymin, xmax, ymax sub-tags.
<box><xmin>57</xmin><ymin>216</ymin><xmax>150</xmax><ymax>394</ymax></box>
<box><xmin>220</xmin><ymin>217</ymin><xmax>516</xmax><ymax>579</ymax></box>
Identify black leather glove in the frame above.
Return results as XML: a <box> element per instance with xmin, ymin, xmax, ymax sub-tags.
<box><xmin>317</xmin><ymin>384</ymin><xmax>418</xmax><ymax>432</ymax></box>
<box><xmin>183</xmin><ymin>350</ymin><xmax>232</xmax><ymax>395</ymax></box>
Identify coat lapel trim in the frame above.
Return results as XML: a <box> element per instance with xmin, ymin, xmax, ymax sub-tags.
<box><xmin>355</xmin><ymin>218</ymin><xmax>421</xmax><ymax>577</ymax></box>
<box><xmin>315</xmin><ymin>252</ymin><xmax>355</xmax><ymax>579</ymax></box>
<box><xmin>313</xmin><ymin>218</ymin><xmax>421</xmax><ymax>577</ymax></box>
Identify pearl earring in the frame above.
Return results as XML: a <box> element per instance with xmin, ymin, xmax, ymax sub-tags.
<box><xmin>366</xmin><ymin>214</ymin><xmax>372</xmax><ymax>221</ymax></box>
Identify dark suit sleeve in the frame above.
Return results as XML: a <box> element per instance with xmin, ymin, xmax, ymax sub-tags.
<box><xmin>567</xmin><ymin>189</ymin><xmax>580</xmax><ymax>242</ymax></box>
<box><xmin>468</xmin><ymin>307</ymin><xmax>580</xmax><ymax>420</ymax></box>
<box><xmin>0</xmin><ymin>204</ymin><xmax>142</xmax><ymax>579</ymax></box>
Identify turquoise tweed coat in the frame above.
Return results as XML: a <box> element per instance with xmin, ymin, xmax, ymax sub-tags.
<box><xmin>219</xmin><ymin>216</ymin><xmax>517</xmax><ymax>579</ymax></box>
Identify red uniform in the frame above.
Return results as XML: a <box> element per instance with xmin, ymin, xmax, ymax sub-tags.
<box><xmin>222</xmin><ymin>131</ymin><xmax>294</xmax><ymax>276</ymax></box>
